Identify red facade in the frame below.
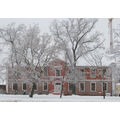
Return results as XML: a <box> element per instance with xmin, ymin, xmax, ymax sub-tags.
<box><xmin>7</xmin><ymin>59</ymin><xmax>112</xmax><ymax>96</ymax></box>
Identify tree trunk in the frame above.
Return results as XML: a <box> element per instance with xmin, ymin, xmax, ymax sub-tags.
<box><xmin>29</xmin><ymin>82</ymin><xmax>35</xmax><ymax>98</ymax></box>
<box><xmin>103</xmin><ymin>82</ymin><xmax>106</xmax><ymax>99</ymax></box>
<box><xmin>60</xmin><ymin>81</ymin><xmax>63</xmax><ymax>98</ymax></box>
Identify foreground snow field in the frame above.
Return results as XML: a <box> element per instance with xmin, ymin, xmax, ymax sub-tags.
<box><xmin>0</xmin><ymin>94</ymin><xmax>120</xmax><ymax>102</ymax></box>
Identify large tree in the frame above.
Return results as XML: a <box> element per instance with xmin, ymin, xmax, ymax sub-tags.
<box><xmin>50</xmin><ymin>18</ymin><xmax>104</xmax><ymax>93</ymax></box>
<box><xmin>51</xmin><ymin>18</ymin><xmax>104</xmax><ymax>67</ymax></box>
<box><xmin>0</xmin><ymin>23</ymin><xmax>58</xmax><ymax>97</ymax></box>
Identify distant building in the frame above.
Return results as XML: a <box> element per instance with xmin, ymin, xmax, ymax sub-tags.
<box><xmin>0</xmin><ymin>84</ymin><xmax>6</xmax><ymax>94</ymax></box>
<box><xmin>110</xmin><ymin>62</ymin><xmax>120</xmax><ymax>96</ymax></box>
<box><xmin>6</xmin><ymin>59</ymin><xmax>112</xmax><ymax>96</ymax></box>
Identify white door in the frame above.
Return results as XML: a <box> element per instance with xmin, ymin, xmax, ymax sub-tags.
<box><xmin>54</xmin><ymin>83</ymin><xmax>61</xmax><ymax>93</ymax></box>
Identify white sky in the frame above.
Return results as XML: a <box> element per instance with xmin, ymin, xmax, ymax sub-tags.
<box><xmin>0</xmin><ymin>18</ymin><xmax>120</xmax><ymax>67</ymax></box>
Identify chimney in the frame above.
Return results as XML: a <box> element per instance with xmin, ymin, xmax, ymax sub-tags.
<box><xmin>109</xmin><ymin>18</ymin><xmax>113</xmax><ymax>53</ymax></box>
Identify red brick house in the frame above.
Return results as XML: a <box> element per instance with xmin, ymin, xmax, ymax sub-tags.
<box><xmin>6</xmin><ymin>59</ymin><xmax>112</xmax><ymax>96</ymax></box>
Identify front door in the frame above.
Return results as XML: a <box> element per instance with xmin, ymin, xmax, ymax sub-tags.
<box><xmin>54</xmin><ymin>83</ymin><xmax>61</xmax><ymax>93</ymax></box>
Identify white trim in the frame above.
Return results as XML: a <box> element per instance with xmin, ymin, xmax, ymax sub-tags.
<box><xmin>55</xmin><ymin>69</ymin><xmax>61</xmax><ymax>76</ymax></box>
<box><xmin>44</xmin><ymin>67</ymin><xmax>48</xmax><ymax>76</ymax></box>
<box><xmin>80</xmin><ymin>68</ymin><xmax>85</xmax><ymax>77</ymax></box>
<box><xmin>54</xmin><ymin>81</ymin><xmax>62</xmax><ymax>93</ymax></box>
<box><xmin>90</xmin><ymin>82</ymin><xmax>96</xmax><ymax>92</ymax></box>
<box><xmin>102</xmin><ymin>82</ymin><xmax>108</xmax><ymax>92</ymax></box>
<box><xmin>79</xmin><ymin>82</ymin><xmax>85</xmax><ymax>92</ymax></box>
<box><xmin>90</xmin><ymin>68</ymin><xmax>96</xmax><ymax>78</ymax></box>
<box><xmin>42</xmin><ymin>82</ymin><xmax>48</xmax><ymax>91</ymax></box>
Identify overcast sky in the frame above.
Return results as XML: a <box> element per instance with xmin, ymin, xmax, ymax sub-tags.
<box><xmin>0</xmin><ymin>18</ymin><xmax>120</xmax><ymax>66</ymax></box>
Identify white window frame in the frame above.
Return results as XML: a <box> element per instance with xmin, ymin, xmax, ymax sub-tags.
<box><xmin>54</xmin><ymin>82</ymin><xmax>62</xmax><ymax>93</ymax></box>
<box><xmin>80</xmin><ymin>69</ymin><xmax>85</xmax><ymax>77</ymax></box>
<box><xmin>79</xmin><ymin>82</ymin><xmax>85</xmax><ymax>92</ymax></box>
<box><xmin>22</xmin><ymin>83</ymin><xmax>27</xmax><ymax>91</ymax></box>
<box><xmin>90</xmin><ymin>82</ymin><xmax>96</xmax><ymax>92</ymax></box>
<box><xmin>55</xmin><ymin>69</ymin><xmax>61</xmax><ymax>76</ymax></box>
<box><xmin>44</xmin><ymin>67</ymin><xmax>48</xmax><ymax>76</ymax></box>
<box><xmin>43</xmin><ymin>82</ymin><xmax>48</xmax><ymax>91</ymax></box>
<box><xmin>90</xmin><ymin>68</ymin><xmax>96</xmax><ymax>78</ymax></box>
<box><xmin>102</xmin><ymin>82</ymin><xmax>108</xmax><ymax>92</ymax></box>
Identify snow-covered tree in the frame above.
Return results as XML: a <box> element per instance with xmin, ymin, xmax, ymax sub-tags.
<box><xmin>50</xmin><ymin>19</ymin><xmax>104</xmax><ymax>93</ymax></box>
<box><xmin>0</xmin><ymin>23</ymin><xmax>58</xmax><ymax>97</ymax></box>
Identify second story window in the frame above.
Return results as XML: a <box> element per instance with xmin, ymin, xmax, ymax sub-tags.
<box><xmin>56</xmin><ymin>69</ymin><xmax>61</xmax><ymax>76</ymax></box>
<box><xmin>102</xmin><ymin>69</ymin><xmax>106</xmax><ymax>76</ymax></box>
<box><xmin>91</xmin><ymin>69</ymin><xmax>96</xmax><ymax>78</ymax></box>
<box><xmin>80</xmin><ymin>69</ymin><xmax>84</xmax><ymax>77</ymax></box>
<box><xmin>44</xmin><ymin>67</ymin><xmax>48</xmax><ymax>76</ymax></box>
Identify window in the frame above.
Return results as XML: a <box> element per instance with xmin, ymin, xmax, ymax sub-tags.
<box><xmin>56</xmin><ymin>69</ymin><xmax>60</xmax><ymax>76</ymax></box>
<box><xmin>91</xmin><ymin>69</ymin><xmax>96</xmax><ymax>77</ymax></box>
<box><xmin>23</xmin><ymin>83</ymin><xmax>26</xmax><ymax>90</ymax></box>
<box><xmin>80</xmin><ymin>69</ymin><xmax>84</xmax><ymax>77</ymax></box>
<box><xmin>13</xmin><ymin>83</ymin><xmax>18</xmax><ymax>91</ymax></box>
<box><xmin>44</xmin><ymin>67</ymin><xmax>48</xmax><ymax>76</ymax></box>
<box><xmin>102</xmin><ymin>69</ymin><xmax>106</xmax><ymax>76</ymax></box>
<box><xmin>13</xmin><ymin>72</ymin><xmax>21</xmax><ymax>79</ymax></box>
<box><xmin>43</xmin><ymin>82</ymin><xmax>48</xmax><ymax>91</ymax></box>
<box><xmin>103</xmin><ymin>83</ymin><xmax>107</xmax><ymax>91</ymax></box>
<box><xmin>91</xmin><ymin>83</ymin><xmax>96</xmax><ymax>92</ymax></box>
<box><xmin>79</xmin><ymin>82</ymin><xmax>85</xmax><ymax>92</ymax></box>
<box><xmin>68</xmin><ymin>83</ymin><xmax>73</xmax><ymax>91</ymax></box>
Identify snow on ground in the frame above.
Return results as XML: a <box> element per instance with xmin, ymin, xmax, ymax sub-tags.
<box><xmin>0</xmin><ymin>94</ymin><xmax>120</xmax><ymax>102</ymax></box>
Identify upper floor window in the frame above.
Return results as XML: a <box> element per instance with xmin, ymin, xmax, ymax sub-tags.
<box><xmin>44</xmin><ymin>67</ymin><xmax>48</xmax><ymax>76</ymax></box>
<box><xmin>91</xmin><ymin>69</ymin><xmax>96</xmax><ymax>77</ymax></box>
<box><xmin>102</xmin><ymin>69</ymin><xmax>106</xmax><ymax>76</ymax></box>
<box><xmin>56</xmin><ymin>69</ymin><xmax>61</xmax><ymax>76</ymax></box>
<box><xmin>80</xmin><ymin>69</ymin><xmax>84</xmax><ymax>77</ymax></box>
<box><xmin>13</xmin><ymin>72</ymin><xmax>21</xmax><ymax>79</ymax></box>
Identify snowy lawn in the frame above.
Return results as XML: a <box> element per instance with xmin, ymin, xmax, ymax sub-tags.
<box><xmin>0</xmin><ymin>94</ymin><xmax>120</xmax><ymax>102</ymax></box>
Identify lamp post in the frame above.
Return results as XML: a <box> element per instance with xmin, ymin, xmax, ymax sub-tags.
<box><xmin>103</xmin><ymin>69</ymin><xmax>106</xmax><ymax>99</ymax></box>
